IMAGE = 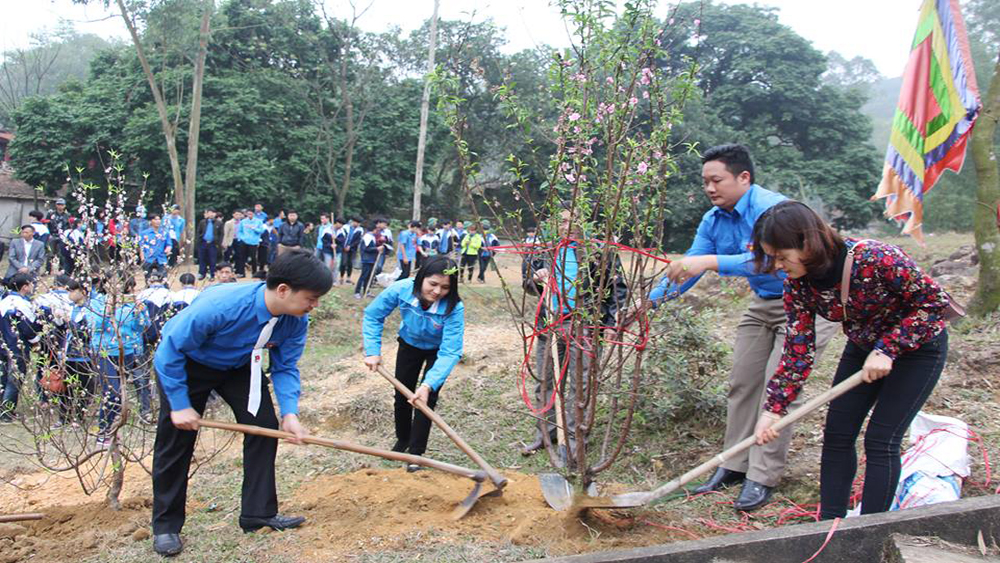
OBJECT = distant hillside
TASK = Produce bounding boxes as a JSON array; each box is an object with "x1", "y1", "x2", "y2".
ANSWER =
[{"x1": 861, "y1": 76, "x2": 902, "y2": 152}]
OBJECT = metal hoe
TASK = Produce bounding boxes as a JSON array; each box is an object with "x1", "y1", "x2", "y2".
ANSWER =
[
  {"x1": 375, "y1": 366, "x2": 508, "y2": 506},
  {"x1": 198, "y1": 419, "x2": 489, "y2": 519},
  {"x1": 547, "y1": 370, "x2": 867, "y2": 511}
]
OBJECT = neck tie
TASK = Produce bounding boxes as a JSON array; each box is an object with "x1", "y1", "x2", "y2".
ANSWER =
[{"x1": 248, "y1": 317, "x2": 279, "y2": 416}]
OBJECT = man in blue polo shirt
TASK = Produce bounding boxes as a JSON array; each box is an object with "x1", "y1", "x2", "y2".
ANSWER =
[
  {"x1": 150, "y1": 249, "x2": 333, "y2": 556},
  {"x1": 648, "y1": 144, "x2": 836, "y2": 511},
  {"x1": 140, "y1": 214, "x2": 173, "y2": 279},
  {"x1": 236, "y1": 210, "x2": 266, "y2": 277}
]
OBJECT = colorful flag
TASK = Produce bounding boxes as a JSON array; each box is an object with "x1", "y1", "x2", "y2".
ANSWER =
[{"x1": 873, "y1": 0, "x2": 981, "y2": 242}]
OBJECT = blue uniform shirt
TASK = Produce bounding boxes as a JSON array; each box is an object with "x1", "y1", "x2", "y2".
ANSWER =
[
  {"x1": 153, "y1": 282, "x2": 310, "y2": 416},
  {"x1": 238, "y1": 217, "x2": 265, "y2": 245},
  {"x1": 650, "y1": 184, "x2": 787, "y2": 305},
  {"x1": 86, "y1": 299, "x2": 150, "y2": 356},
  {"x1": 204, "y1": 221, "x2": 214, "y2": 243},
  {"x1": 166, "y1": 214, "x2": 186, "y2": 240},
  {"x1": 362, "y1": 278, "x2": 465, "y2": 391},
  {"x1": 397, "y1": 230, "x2": 417, "y2": 261},
  {"x1": 140, "y1": 226, "x2": 172, "y2": 265}
]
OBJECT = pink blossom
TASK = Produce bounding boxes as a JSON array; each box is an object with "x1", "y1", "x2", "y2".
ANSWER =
[
  {"x1": 580, "y1": 175, "x2": 587, "y2": 182},
  {"x1": 643, "y1": 90, "x2": 650, "y2": 99},
  {"x1": 573, "y1": 126, "x2": 581, "y2": 134},
  {"x1": 568, "y1": 147, "x2": 576, "y2": 154},
  {"x1": 638, "y1": 162, "x2": 649, "y2": 174},
  {"x1": 655, "y1": 38, "x2": 661, "y2": 46},
  {"x1": 569, "y1": 112, "x2": 581, "y2": 121},
  {"x1": 574, "y1": 73, "x2": 587, "y2": 82},
  {"x1": 694, "y1": 18, "x2": 701, "y2": 26},
  {"x1": 606, "y1": 103, "x2": 616, "y2": 114},
  {"x1": 669, "y1": 18, "x2": 675, "y2": 25},
  {"x1": 565, "y1": 173, "x2": 576, "y2": 183},
  {"x1": 654, "y1": 151, "x2": 663, "y2": 159},
  {"x1": 630, "y1": 97, "x2": 639, "y2": 106},
  {"x1": 606, "y1": 76, "x2": 614, "y2": 84},
  {"x1": 560, "y1": 162, "x2": 571, "y2": 172}
]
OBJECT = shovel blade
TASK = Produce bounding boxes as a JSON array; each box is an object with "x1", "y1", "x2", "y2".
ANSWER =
[
  {"x1": 451, "y1": 481, "x2": 483, "y2": 520},
  {"x1": 540, "y1": 473, "x2": 574, "y2": 511}
]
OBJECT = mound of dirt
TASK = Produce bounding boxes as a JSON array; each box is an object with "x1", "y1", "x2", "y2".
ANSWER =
[
  {"x1": 284, "y1": 467, "x2": 689, "y2": 561},
  {"x1": 0, "y1": 498, "x2": 150, "y2": 563}
]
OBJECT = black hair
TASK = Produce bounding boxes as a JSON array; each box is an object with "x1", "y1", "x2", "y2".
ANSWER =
[
  {"x1": 412, "y1": 254, "x2": 461, "y2": 314},
  {"x1": 367, "y1": 220, "x2": 378, "y2": 231},
  {"x1": 252, "y1": 270, "x2": 267, "y2": 280},
  {"x1": 21, "y1": 224, "x2": 34, "y2": 232},
  {"x1": 179, "y1": 273, "x2": 196, "y2": 285},
  {"x1": 8, "y1": 273, "x2": 33, "y2": 292},
  {"x1": 701, "y1": 143, "x2": 755, "y2": 184},
  {"x1": 217, "y1": 261, "x2": 233, "y2": 271},
  {"x1": 53, "y1": 274, "x2": 73, "y2": 288},
  {"x1": 148, "y1": 213, "x2": 162, "y2": 221},
  {"x1": 375, "y1": 217, "x2": 388, "y2": 225},
  {"x1": 441, "y1": 220, "x2": 452, "y2": 226},
  {"x1": 266, "y1": 248, "x2": 333, "y2": 294},
  {"x1": 409, "y1": 220, "x2": 421, "y2": 228},
  {"x1": 29, "y1": 210, "x2": 43, "y2": 220},
  {"x1": 334, "y1": 217, "x2": 345, "y2": 224},
  {"x1": 65, "y1": 278, "x2": 84, "y2": 292}
]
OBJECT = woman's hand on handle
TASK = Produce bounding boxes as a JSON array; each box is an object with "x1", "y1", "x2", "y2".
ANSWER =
[
  {"x1": 861, "y1": 349, "x2": 893, "y2": 383},
  {"x1": 364, "y1": 355, "x2": 382, "y2": 372}
]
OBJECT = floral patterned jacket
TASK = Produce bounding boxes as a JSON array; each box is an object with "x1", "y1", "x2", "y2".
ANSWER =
[{"x1": 764, "y1": 239, "x2": 949, "y2": 415}]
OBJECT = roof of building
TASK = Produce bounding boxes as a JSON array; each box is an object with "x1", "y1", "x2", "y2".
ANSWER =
[{"x1": 0, "y1": 169, "x2": 51, "y2": 200}]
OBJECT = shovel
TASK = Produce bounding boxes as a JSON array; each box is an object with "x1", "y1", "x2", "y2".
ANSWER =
[
  {"x1": 547, "y1": 370, "x2": 867, "y2": 511},
  {"x1": 198, "y1": 419, "x2": 489, "y2": 519},
  {"x1": 375, "y1": 366, "x2": 508, "y2": 498}
]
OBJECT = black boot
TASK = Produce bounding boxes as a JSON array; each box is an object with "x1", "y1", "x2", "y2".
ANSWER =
[{"x1": 693, "y1": 468, "x2": 746, "y2": 494}]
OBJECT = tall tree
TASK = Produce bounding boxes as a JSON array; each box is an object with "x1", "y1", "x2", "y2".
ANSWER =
[{"x1": 411, "y1": 0, "x2": 439, "y2": 221}]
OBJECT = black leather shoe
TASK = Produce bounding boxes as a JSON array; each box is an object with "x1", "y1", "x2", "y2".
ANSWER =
[
  {"x1": 239, "y1": 514, "x2": 306, "y2": 533},
  {"x1": 733, "y1": 479, "x2": 774, "y2": 511},
  {"x1": 391, "y1": 439, "x2": 407, "y2": 453},
  {"x1": 693, "y1": 468, "x2": 745, "y2": 494},
  {"x1": 152, "y1": 533, "x2": 183, "y2": 556}
]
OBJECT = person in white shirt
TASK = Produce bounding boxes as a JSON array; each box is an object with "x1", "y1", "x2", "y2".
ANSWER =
[{"x1": 170, "y1": 273, "x2": 201, "y2": 310}]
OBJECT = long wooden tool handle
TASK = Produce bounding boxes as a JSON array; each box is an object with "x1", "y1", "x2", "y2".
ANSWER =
[
  {"x1": 643, "y1": 371, "x2": 866, "y2": 503},
  {"x1": 375, "y1": 366, "x2": 508, "y2": 489},
  {"x1": 198, "y1": 419, "x2": 485, "y2": 482},
  {"x1": 0, "y1": 513, "x2": 44, "y2": 523},
  {"x1": 547, "y1": 316, "x2": 568, "y2": 452}
]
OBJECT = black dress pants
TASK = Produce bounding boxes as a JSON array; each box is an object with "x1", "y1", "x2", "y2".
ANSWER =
[
  {"x1": 152, "y1": 360, "x2": 280, "y2": 534},
  {"x1": 394, "y1": 338, "x2": 441, "y2": 456}
]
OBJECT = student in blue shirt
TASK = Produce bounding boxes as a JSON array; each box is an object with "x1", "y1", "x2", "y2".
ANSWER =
[
  {"x1": 645, "y1": 144, "x2": 837, "y2": 511},
  {"x1": 58, "y1": 278, "x2": 94, "y2": 426},
  {"x1": 479, "y1": 223, "x2": 500, "y2": 283},
  {"x1": 165, "y1": 205, "x2": 186, "y2": 267},
  {"x1": 139, "y1": 214, "x2": 173, "y2": 280},
  {"x1": 396, "y1": 220, "x2": 420, "y2": 280},
  {"x1": 354, "y1": 221, "x2": 380, "y2": 299},
  {"x1": 150, "y1": 249, "x2": 332, "y2": 557},
  {"x1": 0, "y1": 273, "x2": 41, "y2": 422},
  {"x1": 322, "y1": 217, "x2": 344, "y2": 284},
  {"x1": 236, "y1": 211, "x2": 266, "y2": 278},
  {"x1": 362, "y1": 255, "x2": 465, "y2": 471},
  {"x1": 373, "y1": 218, "x2": 394, "y2": 277},
  {"x1": 340, "y1": 217, "x2": 362, "y2": 283},
  {"x1": 87, "y1": 274, "x2": 152, "y2": 440}
]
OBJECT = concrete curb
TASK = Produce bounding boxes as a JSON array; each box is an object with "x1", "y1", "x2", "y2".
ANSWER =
[{"x1": 528, "y1": 495, "x2": 1000, "y2": 563}]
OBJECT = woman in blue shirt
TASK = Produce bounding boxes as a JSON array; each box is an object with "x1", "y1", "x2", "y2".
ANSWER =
[
  {"x1": 87, "y1": 275, "x2": 152, "y2": 443},
  {"x1": 362, "y1": 255, "x2": 465, "y2": 470}
]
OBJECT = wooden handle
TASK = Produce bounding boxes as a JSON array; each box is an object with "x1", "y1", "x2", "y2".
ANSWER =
[
  {"x1": 375, "y1": 367, "x2": 508, "y2": 489},
  {"x1": 0, "y1": 513, "x2": 44, "y2": 523},
  {"x1": 198, "y1": 419, "x2": 485, "y2": 482},
  {"x1": 642, "y1": 371, "x2": 866, "y2": 503},
  {"x1": 547, "y1": 324, "x2": 568, "y2": 451}
]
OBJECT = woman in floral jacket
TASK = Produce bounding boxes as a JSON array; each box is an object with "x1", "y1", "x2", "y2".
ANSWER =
[{"x1": 751, "y1": 201, "x2": 950, "y2": 519}]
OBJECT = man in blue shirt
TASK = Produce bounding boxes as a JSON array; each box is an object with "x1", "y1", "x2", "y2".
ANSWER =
[
  {"x1": 197, "y1": 208, "x2": 222, "y2": 281},
  {"x1": 140, "y1": 214, "x2": 173, "y2": 280},
  {"x1": 648, "y1": 144, "x2": 836, "y2": 511},
  {"x1": 236, "y1": 211, "x2": 266, "y2": 278},
  {"x1": 396, "y1": 220, "x2": 420, "y2": 279},
  {"x1": 165, "y1": 205, "x2": 186, "y2": 267},
  {"x1": 150, "y1": 249, "x2": 333, "y2": 557}
]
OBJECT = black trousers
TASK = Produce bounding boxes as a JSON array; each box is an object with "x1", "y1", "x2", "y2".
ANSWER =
[
  {"x1": 152, "y1": 360, "x2": 280, "y2": 534},
  {"x1": 198, "y1": 241, "x2": 218, "y2": 278},
  {"x1": 257, "y1": 243, "x2": 270, "y2": 270},
  {"x1": 341, "y1": 249, "x2": 356, "y2": 279},
  {"x1": 355, "y1": 262, "x2": 375, "y2": 295},
  {"x1": 819, "y1": 330, "x2": 948, "y2": 519},
  {"x1": 460, "y1": 254, "x2": 477, "y2": 281},
  {"x1": 235, "y1": 243, "x2": 258, "y2": 276},
  {"x1": 398, "y1": 259, "x2": 411, "y2": 280},
  {"x1": 394, "y1": 338, "x2": 441, "y2": 456},
  {"x1": 477, "y1": 255, "x2": 491, "y2": 281}
]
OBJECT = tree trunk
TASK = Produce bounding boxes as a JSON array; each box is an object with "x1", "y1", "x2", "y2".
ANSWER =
[
  {"x1": 105, "y1": 441, "x2": 124, "y2": 510},
  {"x1": 336, "y1": 43, "x2": 355, "y2": 219},
  {"x1": 411, "y1": 0, "x2": 440, "y2": 221},
  {"x1": 116, "y1": 0, "x2": 185, "y2": 209},
  {"x1": 970, "y1": 53, "x2": 1000, "y2": 316},
  {"x1": 181, "y1": 1, "x2": 212, "y2": 264}
]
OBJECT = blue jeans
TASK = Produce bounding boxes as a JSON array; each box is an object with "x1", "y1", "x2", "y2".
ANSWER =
[{"x1": 97, "y1": 354, "x2": 151, "y2": 434}]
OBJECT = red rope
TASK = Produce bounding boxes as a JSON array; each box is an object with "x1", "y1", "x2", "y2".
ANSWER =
[{"x1": 800, "y1": 518, "x2": 840, "y2": 563}]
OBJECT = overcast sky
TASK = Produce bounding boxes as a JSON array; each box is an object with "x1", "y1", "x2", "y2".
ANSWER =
[{"x1": 1, "y1": 0, "x2": 924, "y2": 77}]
